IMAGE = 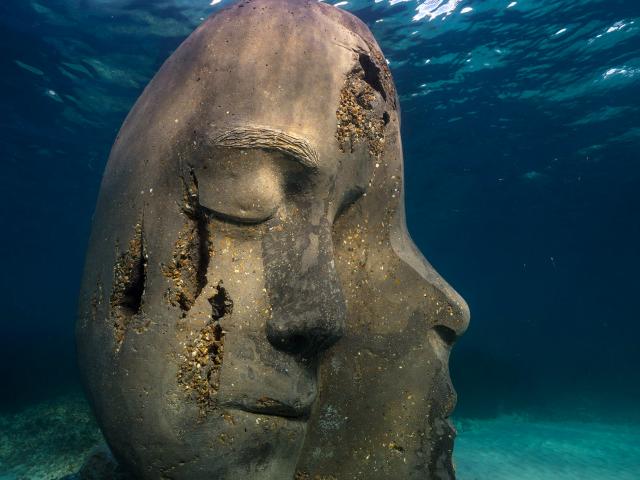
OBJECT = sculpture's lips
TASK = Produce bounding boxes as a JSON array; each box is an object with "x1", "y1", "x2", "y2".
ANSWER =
[
  {"x1": 445, "y1": 393, "x2": 457, "y2": 418},
  {"x1": 222, "y1": 396, "x2": 312, "y2": 419}
]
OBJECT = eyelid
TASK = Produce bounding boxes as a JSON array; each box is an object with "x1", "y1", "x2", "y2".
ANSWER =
[
  {"x1": 201, "y1": 204, "x2": 277, "y2": 226},
  {"x1": 194, "y1": 157, "x2": 284, "y2": 225}
]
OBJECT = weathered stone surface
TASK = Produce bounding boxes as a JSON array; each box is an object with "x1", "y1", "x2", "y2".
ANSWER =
[
  {"x1": 60, "y1": 444, "x2": 131, "y2": 480},
  {"x1": 76, "y1": 1, "x2": 469, "y2": 478}
]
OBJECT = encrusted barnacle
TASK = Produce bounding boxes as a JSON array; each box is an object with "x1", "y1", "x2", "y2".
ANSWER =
[
  {"x1": 294, "y1": 472, "x2": 338, "y2": 480},
  {"x1": 177, "y1": 281, "x2": 232, "y2": 416},
  {"x1": 335, "y1": 52, "x2": 391, "y2": 159},
  {"x1": 82, "y1": 279, "x2": 104, "y2": 330},
  {"x1": 110, "y1": 221, "x2": 147, "y2": 349},
  {"x1": 162, "y1": 221, "x2": 203, "y2": 311},
  {"x1": 366, "y1": 47, "x2": 397, "y2": 109},
  {"x1": 163, "y1": 170, "x2": 211, "y2": 312}
]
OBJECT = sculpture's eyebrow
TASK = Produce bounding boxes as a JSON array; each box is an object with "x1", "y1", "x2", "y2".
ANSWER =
[{"x1": 212, "y1": 126, "x2": 319, "y2": 171}]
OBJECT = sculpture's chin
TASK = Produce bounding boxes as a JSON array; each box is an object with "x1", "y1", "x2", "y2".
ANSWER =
[{"x1": 99, "y1": 405, "x2": 307, "y2": 480}]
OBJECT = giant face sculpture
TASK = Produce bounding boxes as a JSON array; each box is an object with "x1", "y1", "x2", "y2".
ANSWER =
[{"x1": 77, "y1": 1, "x2": 469, "y2": 479}]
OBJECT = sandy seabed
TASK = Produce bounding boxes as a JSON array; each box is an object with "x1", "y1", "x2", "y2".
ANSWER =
[
  {"x1": 1, "y1": 394, "x2": 639, "y2": 479},
  {"x1": 0, "y1": 394, "x2": 101, "y2": 480},
  {"x1": 455, "y1": 415, "x2": 640, "y2": 480}
]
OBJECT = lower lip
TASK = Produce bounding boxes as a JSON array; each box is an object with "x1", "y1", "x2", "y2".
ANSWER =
[{"x1": 446, "y1": 417, "x2": 457, "y2": 437}]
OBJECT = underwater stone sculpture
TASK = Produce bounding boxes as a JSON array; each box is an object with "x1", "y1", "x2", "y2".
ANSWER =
[{"x1": 76, "y1": 0, "x2": 469, "y2": 479}]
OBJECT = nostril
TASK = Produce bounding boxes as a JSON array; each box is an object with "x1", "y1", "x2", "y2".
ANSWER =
[
  {"x1": 266, "y1": 296, "x2": 346, "y2": 356},
  {"x1": 434, "y1": 325, "x2": 458, "y2": 347},
  {"x1": 287, "y1": 334, "x2": 310, "y2": 354},
  {"x1": 267, "y1": 325, "x2": 309, "y2": 354}
]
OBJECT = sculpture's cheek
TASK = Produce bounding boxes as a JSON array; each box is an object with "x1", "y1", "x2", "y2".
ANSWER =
[{"x1": 94, "y1": 223, "x2": 312, "y2": 479}]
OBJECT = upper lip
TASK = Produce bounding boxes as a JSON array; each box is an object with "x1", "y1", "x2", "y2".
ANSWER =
[{"x1": 221, "y1": 396, "x2": 312, "y2": 419}]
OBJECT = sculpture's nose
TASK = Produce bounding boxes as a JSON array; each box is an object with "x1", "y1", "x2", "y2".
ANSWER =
[
  {"x1": 266, "y1": 305, "x2": 345, "y2": 356},
  {"x1": 433, "y1": 290, "x2": 470, "y2": 345},
  {"x1": 262, "y1": 218, "x2": 346, "y2": 357},
  {"x1": 392, "y1": 231, "x2": 470, "y2": 343}
]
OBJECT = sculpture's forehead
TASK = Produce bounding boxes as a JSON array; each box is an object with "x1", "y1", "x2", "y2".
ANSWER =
[{"x1": 122, "y1": 0, "x2": 374, "y2": 173}]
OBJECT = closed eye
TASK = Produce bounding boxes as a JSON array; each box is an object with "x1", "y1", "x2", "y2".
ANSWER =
[{"x1": 201, "y1": 204, "x2": 276, "y2": 225}]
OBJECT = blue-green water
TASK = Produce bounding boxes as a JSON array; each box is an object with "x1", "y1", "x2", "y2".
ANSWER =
[{"x1": 1, "y1": 0, "x2": 639, "y2": 478}]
